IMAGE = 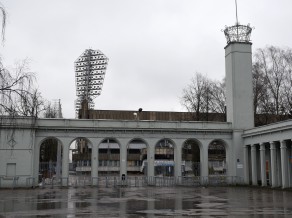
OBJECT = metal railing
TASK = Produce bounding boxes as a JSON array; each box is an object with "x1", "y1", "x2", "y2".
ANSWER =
[
  {"x1": 26, "y1": 177, "x2": 35, "y2": 188},
  {"x1": 0, "y1": 175, "x2": 244, "y2": 189},
  {"x1": 89, "y1": 176, "x2": 244, "y2": 188},
  {"x1": 0, "y1": 176, "x2": 19, "y2": 189}
]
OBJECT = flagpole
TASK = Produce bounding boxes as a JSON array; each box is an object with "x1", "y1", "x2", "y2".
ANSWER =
[
  {"x1": 235, "y1": 0, "x2": 239, "y2": 24},
  {"x1": 235, "y1": 0, "x2": 239, "y2": 41}
]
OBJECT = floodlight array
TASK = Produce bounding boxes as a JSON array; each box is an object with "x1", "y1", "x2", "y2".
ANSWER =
[{"x1": 75, "y1": 49, "x2": 108, "y2": 116}]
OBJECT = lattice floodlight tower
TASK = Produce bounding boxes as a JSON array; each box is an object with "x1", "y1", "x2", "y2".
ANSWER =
[{"x1": 75, "y1": 49, "x2": 108, "y2": 117}]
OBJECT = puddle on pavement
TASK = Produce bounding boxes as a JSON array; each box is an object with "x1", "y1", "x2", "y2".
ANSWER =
[{"x1": 0, "y1": 187, "x2": 292, "y2": 217}]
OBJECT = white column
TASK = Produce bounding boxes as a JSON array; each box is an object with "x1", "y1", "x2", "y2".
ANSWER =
[
  {"x1": 91, "y1": 144, "x2": 98, "y2": 185},
  {"x1": 56, "y1": 141, "x2": 62, "y2": 180},
  {"x1": 61, "y1": 141, "x2": 70, "y2": 186},
  {"x1": 200, "y1": 141, "x2": 209, "y2": 185},
  {"x1": 289, "y1": 141, "x2": 292, "y2": 188},
  {"x1": 33, "y1": 138, "x2": 41, "y2": 184},
  {"x1": 119, "y1": 140, "x2": 127, "y2": 178},
  {"x1": 276, "y1": 146, "x2": 282, "y2": 186},
  {"x1": 260, "y1": 143, "x2": 267, "y2": 186},
  {"x1": 251, "y1": 144, "x2": 258, "y2": 186},
  {"x1": 147, "y1": 144, "x2": 155, "y2": 177},
  {"x1": 243, "y1": 145, "x2": 250, "y2": 184},
  {"x1": 280, "y1": 140, "x2": 288, "y2": 189},
  {"x1": 270, "y1": 141, "x2": 277, "y2": 188},
  {"x1": 174, "y1": 141, "x2": 182, "y2": 178}
]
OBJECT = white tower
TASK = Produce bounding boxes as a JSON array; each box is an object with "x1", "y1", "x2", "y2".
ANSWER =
[
  {"x1": 223, "y1": 1, "x2": 254, "y2": 179},
  {"x1": 224, "y1": 22, "x2": 254, "y2": 130}
]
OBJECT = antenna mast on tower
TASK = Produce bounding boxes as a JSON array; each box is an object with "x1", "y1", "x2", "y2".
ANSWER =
[
  {"x1": 235, "y1": 0, "x2": 239, "y2": 25},
  {"x1": 223, "y1": 0, "x2": 252, "y2": 45}
]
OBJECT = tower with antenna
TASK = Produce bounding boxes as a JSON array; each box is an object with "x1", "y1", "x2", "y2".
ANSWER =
[
  {"x1": 74, "y1": 49, "x2": 109, "y2": 117},
  {"x1": 223, "y1": 0, "x2": 254, "y2": 180},
  {"x1": 223, "y1": 0, "x2": 254, "y2": 130}
]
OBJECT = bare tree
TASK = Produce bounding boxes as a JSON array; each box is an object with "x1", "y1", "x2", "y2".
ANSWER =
[
  {"x1": 181, "y1": 72, "x2": 226, "y2": 120},
  {"x1": 0, "y1": 60, "x2": 44, "y2": 117},
  {"x1": 252, "y1": 62, "x2": 267, "y2": 115},
  {"x1": 181, "y1": 73, "x2": 208, "y2": 120},
  {"x1": 0, "y1": 4, "x2": 45, "y2": 117},
  {"x1": 181, "y1": 46, "x2": 292, "y2": 125},
  {"x1": 282, "y1": 48, "x2": 292, "y2": 115},
  {"x1": 0, "y1": 3, "x2": 6, "y2": 42},
  {"x1": 43, "y1": 102, "x2": 58, "y2": 118},
  {"x1": 253, "y1": 46, "x2": 292, "y2": 116},
  {"x1": 255, "y1": 47, "x2": 287, "y2": 115},
  {"x1": 17, "y1": 89, "x2": 44, "y2": 116},
  {"x1": 209, "y1": 80, "x2": 226, "y2": 114}
]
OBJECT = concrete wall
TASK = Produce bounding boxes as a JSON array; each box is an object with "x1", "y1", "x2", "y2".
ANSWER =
[
  {"x1": 1, "y1": 117, "x2": 234, "y2": 188},
  {"x1": 0, "y1": 117, "x2": 36, "y2": 187}
]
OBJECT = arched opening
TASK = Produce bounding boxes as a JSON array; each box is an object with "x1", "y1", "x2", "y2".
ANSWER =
[
  {"x1": 127, "y1": 139, "x2": 147, "y2": 176},
  {"x1": 155, "y1": 139, "x2": 174, "y2": 177},
  {"x1": 208, "y1": 140, "x2": 227, "y2": 175},
  {"x1": 182, "y1": 139, "x2": 200, "y2": 177},
  {"x1": 39, "y1": 137, "x2": 62, "y2": 184},
  {"x1": 69, "y1": 138, "x2": 92, "y2": 185},
  {"x1": 98, "y1": 138, "x2": 120, "y2": 176}
]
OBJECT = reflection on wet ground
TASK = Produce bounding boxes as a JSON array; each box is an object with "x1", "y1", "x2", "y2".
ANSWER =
[{"x1": 0, "y1": 186, "x2": 292, "y2": 217}]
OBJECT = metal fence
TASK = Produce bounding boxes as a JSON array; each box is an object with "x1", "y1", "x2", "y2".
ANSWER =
[
  {"x1": 74, "y1": 176, "x2": 244, "y2": 188},
  {"x1": 0, "y1": 175, "x2": 244, "y2": 189},
  {"x1": 0, "y1": 176, "x2": 19, "y2": 189}
]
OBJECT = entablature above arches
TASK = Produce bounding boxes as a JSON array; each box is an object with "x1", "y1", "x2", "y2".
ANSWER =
[{"x1": 243, "y1": 130, "x2": 292, "y2": 146}]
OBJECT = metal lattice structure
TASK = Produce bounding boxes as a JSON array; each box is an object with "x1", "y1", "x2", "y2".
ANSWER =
[
  {"x1": 223, "y1": 1, "x2": 253, "y2": 45},
  {"x1": 223, "y1": 23, "x2": 252, "y2": 44},
  {"x1": 75, "y1": 49, "x2": 108, "y2": 116}
]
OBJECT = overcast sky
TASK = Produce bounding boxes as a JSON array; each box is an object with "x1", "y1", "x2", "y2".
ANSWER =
[{"x1": 1, "y1": 0, "x2": 292, "y2": 118}]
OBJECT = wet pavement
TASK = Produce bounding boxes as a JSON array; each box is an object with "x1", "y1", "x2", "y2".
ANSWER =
[{"x1": 0, "y1": 186, "x2": 292, "y2": 217}]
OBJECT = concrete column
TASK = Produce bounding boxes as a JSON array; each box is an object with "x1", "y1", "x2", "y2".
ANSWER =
[
  {"x1": 61, "y1": 141, "x2": 70, "y2": 186},
  {"x1": 56, "y1": 141, "x2": 62, "y2": 180},
  {"x1": 251, "y1": 144, "x2": 258, "y2": 186},
  {"x1": 276, "y1": 145, "x2": 282, "y2": 186},
  {"x1": 280, "y1": 140, "x2": 288, "y2": 189},
  {"x1": 91, "y1": 144, "x2": 98, "y2": 185},
  {"x1": 174, "y1": 141, "x2": 182, "y2": 178},
  {"x1": 119, "y1": 140, "x2": 127, "y2": 178},
  {"x1": 33, "y1": 138, "x2": 41, "y2": 184},
  {"x1": 201, "y1": 141, "x2": 209, "y2": 184},
  {"x1": 147, "y1": 144, "x2": 155, "y2": 177},
  {"x1": 288, "y1": 142, "x2": 292, "y2": 188},
  {"x1": 260, "y1": 143, "x2": 267, "y2": 186},
  {"x1": 270, "y1": 141, "x2": 277, "y2": 188},
  {"x1": 243, "y1": 145, "x2": 250, "y2": 184}
]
